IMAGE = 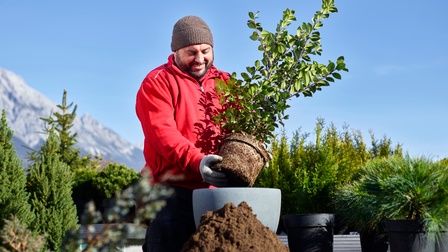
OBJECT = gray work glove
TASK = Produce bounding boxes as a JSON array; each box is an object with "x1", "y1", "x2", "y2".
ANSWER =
[{"x1": 199, "y1": 154, "x2": 227, "y2": 187}]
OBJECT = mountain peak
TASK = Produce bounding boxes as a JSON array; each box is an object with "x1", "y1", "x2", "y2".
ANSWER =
[{"x1": 0, "y1": 67, "x2": 144, "y2": 171}]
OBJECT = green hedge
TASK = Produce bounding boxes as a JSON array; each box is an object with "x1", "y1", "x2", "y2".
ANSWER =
[{"x1": 254, "y1": 118, "x2": 403, "y2": 215}]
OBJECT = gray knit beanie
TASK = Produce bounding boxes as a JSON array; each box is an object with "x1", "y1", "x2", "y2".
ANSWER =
[{"x1": 171, "y1": 16, "x2": 214, "y2": 52}]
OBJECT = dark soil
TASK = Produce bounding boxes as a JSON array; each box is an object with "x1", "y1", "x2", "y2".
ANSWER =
[
  {"x1": 213, "y1": 133, "x2": 270, "y2": 187},
  {"x1": 181, "y1": 201, "x2": 288, "y2": 252}
]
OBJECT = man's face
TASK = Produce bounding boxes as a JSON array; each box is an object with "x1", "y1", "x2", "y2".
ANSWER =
[{"x1": 174, "y1": 44, "x2": 214, "y2": 80}]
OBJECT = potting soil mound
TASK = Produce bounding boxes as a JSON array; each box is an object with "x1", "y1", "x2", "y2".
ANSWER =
[{"x1": 181, "y1": 201, "x2": 288, "y2": 252}]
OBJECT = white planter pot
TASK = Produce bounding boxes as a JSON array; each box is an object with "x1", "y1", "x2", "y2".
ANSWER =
[{"x1": 192, "y1": 187, "x2": 281, "y2": 232}]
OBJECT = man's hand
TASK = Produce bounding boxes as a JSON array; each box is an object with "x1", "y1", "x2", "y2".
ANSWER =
[{"x1": 199, "y1": 154, "x2": 227, "y2": 187}]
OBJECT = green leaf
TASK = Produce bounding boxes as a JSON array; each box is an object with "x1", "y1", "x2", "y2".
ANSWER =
[
  {"x1": 260, "y1": 30, "x2": 270, "y2": 39},
  {"x1": 327, "y1": 61, "x2": 335, "y2": 72},
  {"x1": 303, "y1": 90, "x2": 313, "y2": 97},
  {"x1": 247, "y1": 20, "x2": 256, "y2": 29},
  {"x1": 249, "y1": 12, "x2": 255, "y2": 19},
  {"x1": 250, "y1": 31, "x2": 258, "y2": 41},
  {"x1": 277, "y1": 43, "x2": 287, "y2": 54},
  {"x1": 337, "y1": 56, "x2": 345, "y2": 62},
  {"x1": 332, "y1": 72, "x2": 342, "y2": 80},
  {"x1": 318, "y1": 80, "x2": 330, "y2": 86},
  {"x1": 255, "y1": 60, "x2": 261, "y2": 69},
  {"x1": 304, "y1": 72, "x2": 311, "y2": 86},
  {"x1": 336, "y1": 62, "x2": 346, "y2": 71},
  {"x1": 241, "y1": 72, "x2": 250, "y2": 81}
]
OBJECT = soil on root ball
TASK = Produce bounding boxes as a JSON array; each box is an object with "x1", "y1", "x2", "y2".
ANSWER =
[
  {"x1": 213, "y1": 133, "x2": 270, "y2": 187},
  {"x1": 181, "y1": 201, "x2": 288, "y2": 252}
]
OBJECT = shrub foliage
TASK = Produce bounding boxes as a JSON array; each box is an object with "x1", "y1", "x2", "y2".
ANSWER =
[
  {"x1": 27, "y1": 128, "x2": 78, "y2": 251},
  {"x1": 254, "y1": 118, "x2": 403, "y2": 215},
  {"x1": 0, "y1": 110, "x2": 34, "y2": 242}
]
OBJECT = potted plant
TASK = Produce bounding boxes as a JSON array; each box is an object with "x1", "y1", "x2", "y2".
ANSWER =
[
  {"x1": 333, "y1": 169, "x2": 389, "y2": 252},
  {"x1": 334, "y1": 155, "x2": 448, "y2": 252},
  {"x1": 72, "y1": 163, "x2": 141, "y2": 224},
  {"x1": 192, "y1": 1, "x2": 347, "y2": 242},
  {"x1": 436, "y1": 158, "x2": 448, "y2": 252},
  {"x1": 278, "y1": 122, "x2": 365, "y2": 252},
  {"x1": 91, "y1": 163, "x2": 140, "y2": 222},
  {"x1": 212, "y1": 0, "x2": 348, "y2": 187}
]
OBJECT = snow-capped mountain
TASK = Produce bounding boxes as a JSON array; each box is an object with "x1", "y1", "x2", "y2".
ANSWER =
[{"x1": 0, "y1": 67, "x2": 144, "y2": 171}]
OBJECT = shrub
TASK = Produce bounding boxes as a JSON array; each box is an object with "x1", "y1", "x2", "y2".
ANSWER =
[
  {"x1": 334, "y1": 155, "x2": 448, "y2": 236},
  {"x1": 214, "y1": 1, "x2": 347, "y2": 144},
  {"x1": 27, "y1": 128, "x2": 78, "y2": 251},
  {"x1": 0, "y1": 110, "x2": 34, "y2": 233},
  {"x1": 255, "y1": 118, "x2": 403, "y2": 216},
  {"x1": 92, "y1": 163, "x2": 140, "y2": 199}
]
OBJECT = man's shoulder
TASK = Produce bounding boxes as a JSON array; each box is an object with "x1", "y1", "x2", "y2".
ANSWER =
[
  {"x1": 207, "y1": 66, "x2": 230, "y2": 80},
  {"x1": 146, "y1": 63, "x2": 172, "y2": 79},
  {"x1": 144, "y1": 54, "x2": 177, "y2": 79}
]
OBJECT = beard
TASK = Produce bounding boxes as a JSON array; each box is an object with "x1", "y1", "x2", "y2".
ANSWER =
[{"x1": 175, "y1": 52, "x2": 214, "y2": 80}]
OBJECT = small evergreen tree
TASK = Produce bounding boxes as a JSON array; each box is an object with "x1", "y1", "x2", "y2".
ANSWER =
[
  {"x1": 0, "y1": 110, "x2": 34, "y2": 232},
  {"x1": 27, "y1": 128, "x2": 78, "y2": 251},
  {"x1": 33, "y1": 89, "x2": 90, "y2": 171}
]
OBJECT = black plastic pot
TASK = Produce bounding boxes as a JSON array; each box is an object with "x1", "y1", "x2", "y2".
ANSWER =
[
  {"x1": 435, "y1": 231, "x2": 448, "y2": 252},
  {"x1": 283, "y1": 213, "x2": 334, "y2": 252},
  {"x1": 385, "y1": 220, "x2": 434, "y2": 252},
  {"x1": 359, "y1": 230, "x2": 389, "y2": 252}
]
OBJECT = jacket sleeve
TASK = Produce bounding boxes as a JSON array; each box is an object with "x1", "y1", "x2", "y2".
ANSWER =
[{"x1": 136, "y1": 75, "x2": 204, "y2": 173}]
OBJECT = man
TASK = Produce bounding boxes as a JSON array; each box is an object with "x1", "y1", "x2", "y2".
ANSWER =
[{"x1": 136, "y1": 15, "x2": 229, "y2": 252}]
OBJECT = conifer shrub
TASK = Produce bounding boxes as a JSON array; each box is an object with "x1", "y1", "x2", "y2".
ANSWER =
[
  {"x1": 1, "y1": 93, "x2": 164, "y2": 249},
  {"x1": 92, "y1": 163, "x2": 140, "y2": 199},
  {"x1": 334, "y1": 155, "x2": 448, "y2": 236},
  {"x1": 0, "y1": 110, "x2": 34, "y2": 234},
  {"x1": 30, "y1": 91, "x2": 140, "y2": 224},
  {"x1": 38, "y1": 89, "x2": 91, "y2": 171},
  {"x1": 90, "y1": 163, "x2": 141, "y2": 222},
  {"x1": 27, "y1": 128, "x2": 78, "y2": 251},
  {"x1": 254, "y1": 118, "x2": 403, "y2": 217},
  {"x1": 71, "y1": 163, "x2": 141, "y2": 223}
]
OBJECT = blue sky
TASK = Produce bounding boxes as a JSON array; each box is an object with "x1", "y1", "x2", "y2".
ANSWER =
[{"x1": 1, "y1": 0, "x2": 447, "y2": 159}]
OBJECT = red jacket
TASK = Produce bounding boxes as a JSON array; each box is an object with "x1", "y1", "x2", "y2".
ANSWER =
[{"x1": 136, "y1": 55, "x2": 229, "y2": 189}]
